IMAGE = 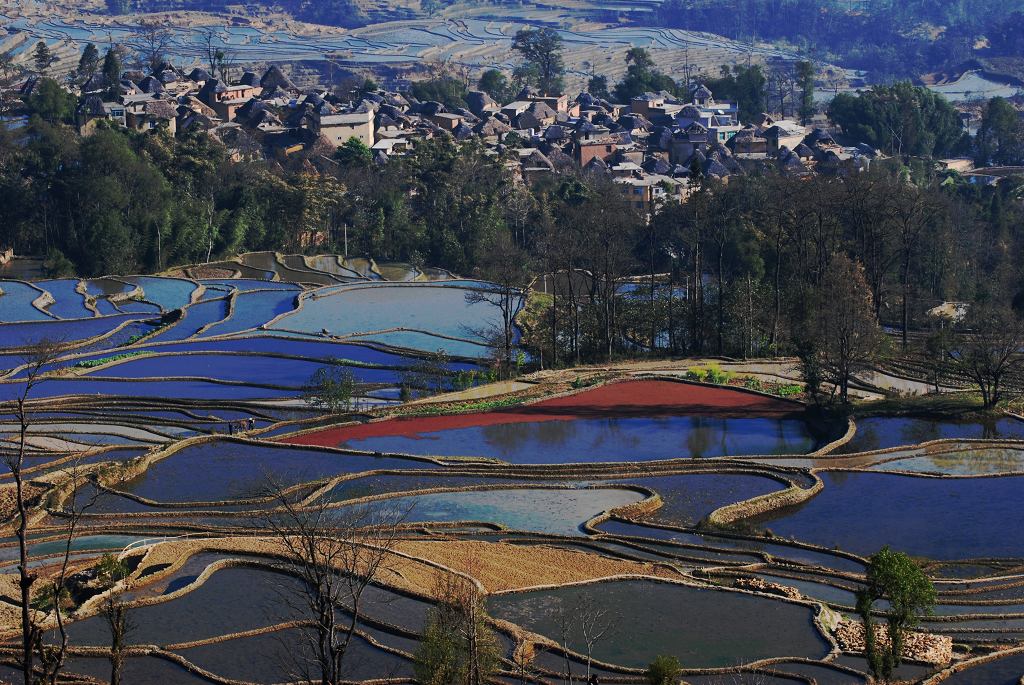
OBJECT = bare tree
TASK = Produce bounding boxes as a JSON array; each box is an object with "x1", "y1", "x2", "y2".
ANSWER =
[
  {"x1": 575, "y1": 593, "x2": 613, "y2": 681},
  {"x1": 262, "y1": 482, "x2": 407, "y2": 685},
  {"x1": 129, "y1": 20, "x2": 173, "y2": 74},
  {"x1": 95, "y1": 554, "x2": 133, "y2": 685},
  {"x1": 4, "y1": 341, "x2": 61, "y2": 685},
  {"x1": 198, "y1": 27, "x2": 237, "y2": 83},
  {"x1": 465, "y1": 231, "x2": 531, "y2": 376},
  {"x1": 105, "y1": 600, "x2": 131, "y2": 685},
  {"x1": 33, "y1": 460, "x2": 102, "y2": 685},
  {"x1": 943, "y1": 304, "x2": 1024, "y2": 408},
  {"x1": 198, "y1": 26, "x2": 221, "y2": 76},
  {"x1": 798, "y1": 254, "x2": 887, "y2": 403},
  {"x1": 555, "y1": 592, "x2": 615, "y2": 684}
]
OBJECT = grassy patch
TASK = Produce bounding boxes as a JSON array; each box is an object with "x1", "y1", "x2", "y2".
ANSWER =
[{"x1": 75, "y1": 352, "x2": 149, "y2": 369}]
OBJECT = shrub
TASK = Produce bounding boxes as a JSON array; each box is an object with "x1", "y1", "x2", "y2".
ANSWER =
[
  {"x1": 75, "y1": 352, "x2": 147, "y2": 369},
  {"x1": 742, "y1": 376, "x2": 764, "y2": 391},
  {"x1": 646, "y1": 655, "x2": 682, "y2": 685},
  {"x1": 704, "y1": 362, "x2": 731, "y2": 384},
  {"x1": 686, "y1": 363, "x2": 732, "y2": 385}
]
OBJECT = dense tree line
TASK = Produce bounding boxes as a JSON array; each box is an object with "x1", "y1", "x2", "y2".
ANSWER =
[
  {"x1": 3, "y1": 107, "x2": 1023, "y2": 388},
  {"x1": 828, "y1": 82, "x2": 967, "y2": 157},
  {"x1": 525, "y1": 167, "x2": 1023, "y2": 367}
]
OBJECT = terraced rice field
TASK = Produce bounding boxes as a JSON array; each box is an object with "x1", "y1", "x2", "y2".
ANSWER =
[
  {"x1": 0, "y1": 8, "x2": 842, "y2": 91},
  {"x1": 1, "y1": 252, "x2": 1023, "y2": 683}
]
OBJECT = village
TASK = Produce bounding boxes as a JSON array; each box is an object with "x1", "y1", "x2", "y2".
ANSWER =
[{"x1": 21, "y1": 56, "x2": 891, "y2": 213}]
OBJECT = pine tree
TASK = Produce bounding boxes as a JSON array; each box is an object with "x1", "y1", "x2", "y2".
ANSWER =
[
  {"x1": 76, "y1": 43, "x2": 100, "y2": 84},
  {"x1": 32, "y1": 41, "x2": 54, "y2": 73},
  {"x1": 102, "y1": 48, "x2": 122, "y2": 89}
]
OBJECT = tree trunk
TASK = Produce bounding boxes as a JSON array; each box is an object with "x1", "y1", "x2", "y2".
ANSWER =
[
  {"x1": 716, "y1": 244, "x2": 725, "y2": 355},
  {"x1": 16, "y1": 403, "x2": 33, "y2": 685},
  {"x1": 770, "y1": 228, "x2": 783, "y2": 353}
]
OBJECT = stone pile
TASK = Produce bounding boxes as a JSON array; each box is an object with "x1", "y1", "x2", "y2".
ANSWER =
[
  {"x1": 734, "y1": 576, "x2": 803, "y2": 600},
  {"x1": 834, "y1": 618, "x2": 953, "y2": 665}
]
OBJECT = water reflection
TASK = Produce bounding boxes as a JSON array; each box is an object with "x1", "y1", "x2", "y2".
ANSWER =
[
  {"x1": 343, "y1": 415, "x2": 821, "y2": 463},
  {"x1": 840, "y1": 416, "x2": 1024, "y2": 453}
]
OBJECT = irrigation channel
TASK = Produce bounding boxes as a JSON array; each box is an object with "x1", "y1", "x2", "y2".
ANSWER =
[{"x1": 1, "y1": 252, "x2": 1024, "y2": 683}]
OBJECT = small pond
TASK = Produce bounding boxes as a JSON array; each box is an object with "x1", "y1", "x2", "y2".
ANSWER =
[
  {"x1": 344, "y1": 486, "x2": 646, "y2": 535},
  {"x1": 872, "y1": 447, "x2": 1024, "y2": 475},
  {"x1": 489, "y1": 579, "x2": 829, "y2": 668},
  {"x1": 756, "y1": 472, "x2": 1024, "y2": 559}
]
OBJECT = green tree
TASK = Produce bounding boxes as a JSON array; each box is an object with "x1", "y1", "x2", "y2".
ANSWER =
[
  {"x1": 24, "y1": 78, "x2": 77, "y2": 124},
  {"x1": 828, "y1": 82, "x2": 962, "y2": 157},
  {"x1": 43, "y1": 249, "x2": 75, "y2": 277},
  {"x1": 31, "y1": 41, "x2": 54, "y2": 73},
  {"x1": 587, "y1": 73, "x2": 610, "y2": 100},
  {"x1": 511, "y1": 27, "x2": 564, "y2": 95},
  {"x1": 856, "y1": 547, "x2": 936, "y2": 681},
  {"x1": 703, "y1": 64, "x2": 766, "y2": 123},
  {"x1": 304, "y1": 365, "x2": 357, "y2": 413},
  {"x1": 613, "y1": 48, "x2": 678, "y2": 103},
  {"x1": 76, "y1": 43, "x2": 101, "y2": 84},
  {"x1": 102, "y1": 47, "x2": 122, "y2": 89},
  {"x1": 360, "y1": 76, "x2": 378, "y2": 94},
  {"x1": 646, "y1": 655, "x2": 682, "y2": 685},
  {"x1": 295, "y1": 172, "x2": 345, "y2": 249},
  {"x1": 410, "y1": 76, "x2": 468, "y2": 109},
  {"x1": 795, "y1": 60, "x2": 815, "y2": 123},
  {"x1": 414, "y1": 575, "x2": 500, "y2": 685},
  {"x1": 33, "y1": 126, "x2": 171, "y2": 275},
  {"x1": 477, "y1": 68, "x2": 513, "y2": 104},
  {"x1": 336, "y1": 136, "x2": 373, "y2": 168},
  {"x1": 976, "y1": 96, "x2": 1023, "y2": 165}
]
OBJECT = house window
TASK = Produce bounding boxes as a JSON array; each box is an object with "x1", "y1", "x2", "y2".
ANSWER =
[
  {"x1": 633, "y1": 187, "x2": 643, "y2": 195},
  {"x1": 605, "y1": 145, "x2": 612, "y2": 152}
]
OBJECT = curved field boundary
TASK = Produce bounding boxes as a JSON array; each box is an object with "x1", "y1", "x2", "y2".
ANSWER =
[
  {"x1": 299, "y1": 254, "x2": 365, "y2": 280},
  {"x1": 810, "y1": 416, "x2": 856, "y2": 456},
  {"x1": 0, "y1": 278, "x2": 58, "y2": 321},
  {"x1": 0, "y1": 314, "x2": 152, "y2": 358},
  {"x1": 788, "y1": 436, "x2": 1024, "y2": 466},
  {"x1": 699, "y1": 472, "x2": 822, "y2": 528},
  {"x1": 71, "y1": 349, "x2": 424, "y2": 378},
  {"x1": 589, "y1": 516, "x2": 868, "y2": 571},
  {"x1": 922, "y1": 645, "x2": 1024, "y2": 683}
]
